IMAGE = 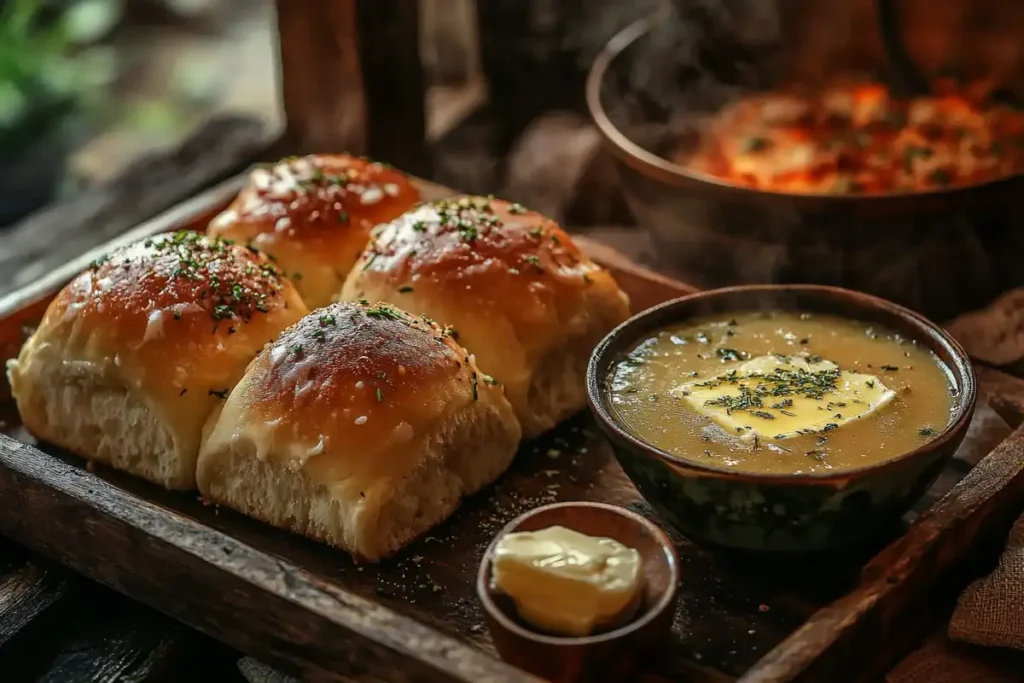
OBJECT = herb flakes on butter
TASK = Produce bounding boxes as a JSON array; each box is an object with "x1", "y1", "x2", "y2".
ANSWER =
[{"x1": 673, "y1": 355, "x2": 895, "y2": 442}]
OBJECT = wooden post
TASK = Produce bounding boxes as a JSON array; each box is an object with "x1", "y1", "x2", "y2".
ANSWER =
[
  {"x1": 355, "y1": 0, "x2": 431, "y2": 177},
  {"x1": 274, "y1": 0, "x2": 430, "y2": 175},
  {"x1": 274, "y1": 0, "x2": 367, "y2": 156}
]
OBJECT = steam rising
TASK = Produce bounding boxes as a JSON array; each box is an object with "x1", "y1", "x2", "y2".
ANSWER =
[{"x1": 576, "y1": 0, "x2": 1010, "y2": 319}]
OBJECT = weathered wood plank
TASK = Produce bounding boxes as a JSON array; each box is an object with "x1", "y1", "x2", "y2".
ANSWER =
[
  {"x1": 0, "y1": 542, "x2": 70, "y2": 649},
  {"x1": 740, "y1": 425, "x2": 1024, "y2": 682},
  {"x1": 2, "y1": 587, "x2": 244, "y2": 683},
  {"x1": 976, "y1": 364, "x2": 1024, "y2": 428}
]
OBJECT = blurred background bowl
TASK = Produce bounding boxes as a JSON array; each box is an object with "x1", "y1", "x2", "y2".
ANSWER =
[{"x1": 586, "y1": 2, "x2": 1024, "y2": 322}]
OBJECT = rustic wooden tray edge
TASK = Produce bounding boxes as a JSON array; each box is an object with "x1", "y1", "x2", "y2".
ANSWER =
[{"x1": 1, "y1": 173, "x2": 1024, "y2": 682}]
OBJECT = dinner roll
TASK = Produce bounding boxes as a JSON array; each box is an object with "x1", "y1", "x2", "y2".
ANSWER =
[
  {"x1": 340, "y1": 196, "x2": 630, "y2": 437},
  {"x1": 6, "y1": 231, "x2": 308, "y2": 489},
  {"x1": 207, "y1": 154, "x2": 421, "y2": 308},
  {"x1": 196, "y1": 301, "x2": 521, "y2": 561}
]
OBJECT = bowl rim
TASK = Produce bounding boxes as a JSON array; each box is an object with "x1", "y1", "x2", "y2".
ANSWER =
[
  {"x1": 475, "y1": 501, "x2": 680, "y2": 647},
  {"x1": 584, "y1": 14, "x2": 1023, "y2": 202},
  {"x1": 585, "y1": 283, "x2": 978, "y2": 484}
]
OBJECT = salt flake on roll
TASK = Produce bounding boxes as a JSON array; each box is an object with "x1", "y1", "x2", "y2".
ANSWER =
[
  {"x1": 196, "y1": 300, "x2": 521, "y2": 561},
  {"x1": 339, "y1": 196, "x2": 631, "y2": 438}
]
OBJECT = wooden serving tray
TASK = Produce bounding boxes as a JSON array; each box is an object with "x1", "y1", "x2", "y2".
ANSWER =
[{"x1": 0, "y1": 176, "x2": 1023, "y2": 683}]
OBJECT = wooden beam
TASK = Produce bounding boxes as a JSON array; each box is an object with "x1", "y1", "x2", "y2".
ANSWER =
[
  {"x1": 355, "y1": 0, "x2": 431, "y2": 176},
  {"x1": 274, "y1": 0, "x2": 367, "y2": 155}
]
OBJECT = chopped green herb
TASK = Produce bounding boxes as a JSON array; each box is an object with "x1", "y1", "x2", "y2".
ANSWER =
[
  {"x1": 376, "y1": 387, "x2": 384, "y2": 402},
  {"x1": 364, "y1": 304, "x2": 405, "y2": 321},
  {"x1": 212, "y1": 305, "x2": 234, "y2": 321},
  {"x1": 715, "y1": 348, "x2": 748, "y2": 362}
]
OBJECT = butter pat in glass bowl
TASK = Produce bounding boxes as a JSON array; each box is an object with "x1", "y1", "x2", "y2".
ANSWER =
[{"x1": 477, "y1": 502, "x2": 680, "y2": 683}]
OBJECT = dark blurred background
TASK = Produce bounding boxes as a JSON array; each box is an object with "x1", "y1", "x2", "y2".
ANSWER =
[{"x1": 0, "y1": 0, "x2": 664, "y2": 229}]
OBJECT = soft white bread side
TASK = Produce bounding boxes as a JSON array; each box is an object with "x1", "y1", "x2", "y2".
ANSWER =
[
  {"x1": 196, "y1": 301, "x2": 522, "y2": 561},
  {"x1": 6, "y1": 231, "x2": 308, "y2": 489},
  {"x1": 207, "y1": 154, "x2": 421, "y2": 308},
  {"x1": 339, "y1": 196, "x2": 631, "y2": 438}
]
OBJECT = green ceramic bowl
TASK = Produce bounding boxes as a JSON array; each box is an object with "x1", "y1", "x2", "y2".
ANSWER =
[{"x1": 586, "y1": 284, "x2": 977, "y2": 552}]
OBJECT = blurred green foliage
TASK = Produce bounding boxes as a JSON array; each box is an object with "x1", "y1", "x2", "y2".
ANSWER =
[{"x1": 0, "y1": 0, "x2": 122, "y2": 155}]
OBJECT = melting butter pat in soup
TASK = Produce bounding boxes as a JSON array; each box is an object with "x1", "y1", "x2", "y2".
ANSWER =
[{"x1": 608, "y1": 312, "x2": 956, "y2": 475}]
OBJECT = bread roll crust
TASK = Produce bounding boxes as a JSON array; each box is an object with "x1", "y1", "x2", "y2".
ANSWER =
[
  {"x1": 197, "y1": 301, "x2": 521, "y2": 560},
  {"x1": 7, "y1": 231, "x2": 308, "y2": 489},
  {"x1": 207, "y1": 155, "x2": 420, "y2": 307},
  {"x1": 340, "y1": 196, "x2": 630, "y2": 437}
]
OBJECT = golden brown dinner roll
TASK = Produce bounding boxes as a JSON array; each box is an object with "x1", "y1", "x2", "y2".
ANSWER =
[
  {"x1": 339, "y1": 196, "x2": 630, "y2": 438},
  {"x1": 196, "y1": 300, "x2": 521, "y2": 561},
  {"x1": 6, "y1": 231, "x2": 308, "y2": 489},
  {"x1": 207, "y1": 154, "x2": 421, "y2": 308}
]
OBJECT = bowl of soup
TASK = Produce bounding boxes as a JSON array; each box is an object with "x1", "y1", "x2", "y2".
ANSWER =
[{"x1": 586, "y1": 285, "x2": 976, "y2": 552}]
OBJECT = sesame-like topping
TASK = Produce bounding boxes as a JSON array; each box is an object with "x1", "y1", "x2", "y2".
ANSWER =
[
  {"x1": 431, "y1": 196, "x2": 504, "y2": 244},
  {"x1": 256, "y1": 300, "x2": 477, "y2": 412},
  {"x1": 96, "y1": 230, "x2": 286, "y2": 323},
  {"x1": 244, "y1": 155, "x2": 417, "y2": 231}
]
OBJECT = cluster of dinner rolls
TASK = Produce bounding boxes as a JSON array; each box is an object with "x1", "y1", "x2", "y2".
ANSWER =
[
  {"x1": 340, "y1": 196, "x2": 631, "y2": 437},
  {"x1": 208, "y1": 154, "x2": 420, "y2": 308},
  {"x1": 8, "y1": 154, "x2": 631, "y2": 560},
  {"x1": 6, "y1": 231, "x2": 308, "y2": 489}
]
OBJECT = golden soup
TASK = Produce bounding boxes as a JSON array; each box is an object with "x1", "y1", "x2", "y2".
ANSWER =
[{"x1": 608, "y1": 311, "x2": 956, "y2": 475}]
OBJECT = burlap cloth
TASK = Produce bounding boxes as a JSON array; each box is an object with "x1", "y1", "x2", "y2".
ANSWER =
[{"x1": 888, "y1": 513, "x2": 1024, "y2": 683}]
